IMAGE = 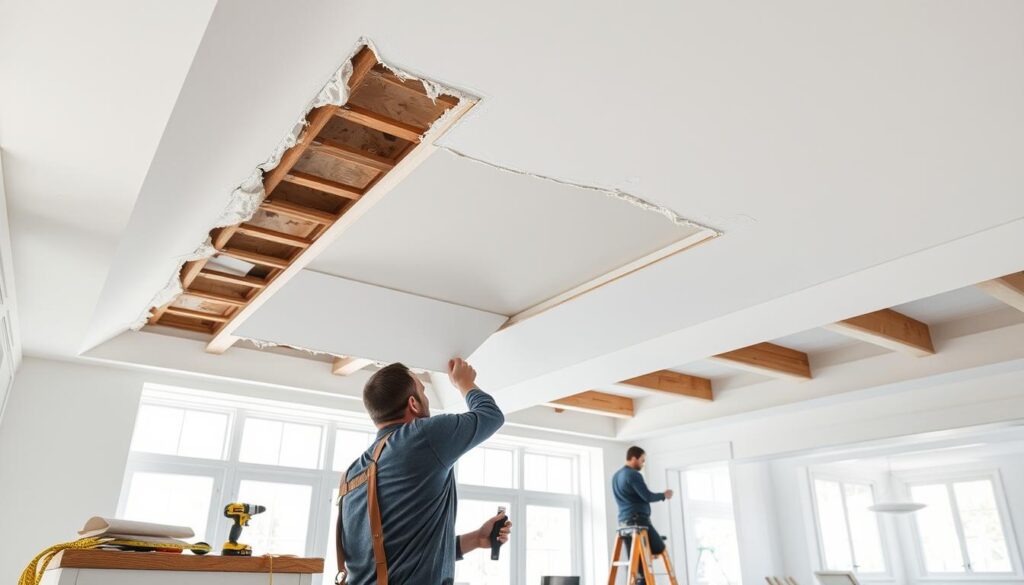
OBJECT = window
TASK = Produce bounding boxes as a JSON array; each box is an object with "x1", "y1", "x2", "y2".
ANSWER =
[
  {"x1": 238, "y1": 418, "x2": 323, "y2": 469},
  {"x1": 680, "y1": 463, "x2": 742, "y2": 585},
  {"x1": 457, "y1": 445, "x2": 515, "y2": 488},
  {"x1": 120, "y1": 387, "x2": 374, "y2": 584},
  {"x1": 455, "y1": 441, "x2": 584, "y2": 585},
  {"x1": 811, "y1": 477, "x2": 887, "y2": 575},
  {"x1": 129, "y1": 404, "x2": 229, "y2": 460},
  {"x1": 121, "y1": 471, "x2": 215, "y2": 542},
  {"x1": 908, "y1": 476, "x2": 1016, "y2": 575}
]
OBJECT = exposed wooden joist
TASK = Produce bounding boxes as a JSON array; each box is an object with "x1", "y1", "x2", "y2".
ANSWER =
[
  {"x1": 218, "y1": 248, "x2": 291, "y2": 270},
  {"x1": 263, "y1": 105, "x2": 347, "y2": 197},
  {"x1": 331, "y1": 356, "x2": 374, "y2": 376},
  {"x1": 283, "y1": 171, "x2": 363, "y2": 200},
  {"x1": 977, "y1": 272, "x2": 1024, "y2": 312},
  {"x1": 372, "y1": 69, "x2": 460, "y2": 107},
  {"x1": 154, "y1": 318, "x2": 214, "y2": 334},
  {"x1": 620, "y1": 370, "x2": 713, "y2": 401},
  {"x1": 164, "y1": 306, "x2": 231, "y2": 323},
  {"x1": 545, "y1": 391, "x2": 634, "y2": 419},
  {"x1": 235, "y1": 224, "x2": 313, "y2": 248},
  {"x1": 311, "y1": 139, "x2": 396, "y2": 173},
  {"x1": 824, "y1": 308, "x2": 935, "y2": 356},
  {"x1": 336, "y1": 105, "x2": 426, "y2": 142},
  {"x1": 260, "y1": 199, "x2": 338, "y2": 224},
  {"x1": 203, "y1": 53, "x2": 476, "y2": 354},
  {"x1": 196, "y1": 269, "x2": 268, "y2": 289},
  {"x1": 710, "y1": 342, "x2": 812, "y2": 380},
  {"x1": 182, "y1": 289, "x2": 247, "y2": 307}
]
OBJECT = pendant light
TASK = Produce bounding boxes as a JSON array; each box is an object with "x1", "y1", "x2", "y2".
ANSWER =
[{"x1": 868, "y1": 456, "x2": 926, "y2": 514}]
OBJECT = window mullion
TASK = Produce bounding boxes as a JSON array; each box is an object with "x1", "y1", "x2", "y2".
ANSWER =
[
  {"x1": 947, "y1": 482, "x2": 973, "y2": 573},
  {"x1": 838, "y1": 482, "x2": 860, "y2": 572}
]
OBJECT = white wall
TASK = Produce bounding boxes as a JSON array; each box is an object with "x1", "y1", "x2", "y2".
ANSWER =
[
  {"x1": 0, "y1": 358, "x2": 143, "y2": 584},
  {"x1": 0, "y1": 356, "x2": 626, "y2": 584}
]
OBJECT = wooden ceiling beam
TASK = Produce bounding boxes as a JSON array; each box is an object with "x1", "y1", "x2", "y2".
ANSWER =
[
  {"x1": 824, "y1": 308, "x2": 935, "y2": 356},
  {"x1": 235, "y1": 224, "x2": 313, "y2": 248},
  {"x1": 710, "y1": 342, "x2": 812, "y2": 380},
  {"x1": 545, "y1": 391, "x2": 634, "y2": 419},
  {"x1": 283, "y1": 171, "x2": 363, "y2": 200},
  {"x1": 182, "y1": 289, "x2": 247, "y2": 307},
  {"x1": 164, "y1": 306, "x2": 231, "y2": 323},
  {"x1": 310, "y1": 139, "x2": 396, "y2": 173},
  {"x1": 332, "y1": 356, "x2": 375, "y2": 376},
  {"x1": 336, "y1": 105, "x2": 426, "y2": 142},
  {"x1": 217, "y1": 248, "x2": 290, "y2": 270},
  {"x1": 260, "y1": 199, "x2": 338, "y2": 224},
  {"x1": 196, "y1": 269, "x2": 268, "y2": 289},
  {"x1": 620, "y1": 370, "x2": 713, "y2": 401},
  {"x1": 372, "y1": 69, "x2": 460, "y2": 107},
  {"x1": 977, "y1": 271, "x2": 1024, "y2": 312}
]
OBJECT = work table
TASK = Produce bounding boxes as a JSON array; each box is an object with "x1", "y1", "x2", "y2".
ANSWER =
[{"x1": 42, "y1": 549, "x2": 324, "y2": 585}]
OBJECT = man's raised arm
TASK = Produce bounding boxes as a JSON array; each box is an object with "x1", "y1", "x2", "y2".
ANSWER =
[{"x1": 425, "y1": 358, "x2": 505, "y2": 467}]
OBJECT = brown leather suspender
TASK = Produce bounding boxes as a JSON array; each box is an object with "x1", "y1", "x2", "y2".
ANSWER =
[{"x1": 336, "y1": 431, "x2": 394, "y2": 585}]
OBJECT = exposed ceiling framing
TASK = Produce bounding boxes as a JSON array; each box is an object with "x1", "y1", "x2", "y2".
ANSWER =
[{"x1": 145, "y1": 47, "x2": 472, "y2": 354}]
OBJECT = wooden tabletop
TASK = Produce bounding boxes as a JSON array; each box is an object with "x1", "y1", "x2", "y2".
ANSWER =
[{"x1": 50, "y1": 549, "x2": 324, "y2": 574}]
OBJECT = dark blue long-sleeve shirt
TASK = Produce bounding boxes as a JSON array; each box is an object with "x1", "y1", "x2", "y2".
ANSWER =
[
  {"x1": 341, "y1": 389, "x2": 504, "y2": 585},
  {"x1": 612, "y1": 465, "x2": 665, "y2": 521}
]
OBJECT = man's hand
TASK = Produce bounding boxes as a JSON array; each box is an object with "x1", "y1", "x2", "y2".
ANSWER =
[
  {"x1": 448, "y1": 358, "x2": 477, "y2": 395},
  {"x1": 458, "y1": 512, "x2": 511, "y2": 555},
  {"x1": 664, "y1": 489, "x2": 674, "y2": 500}
]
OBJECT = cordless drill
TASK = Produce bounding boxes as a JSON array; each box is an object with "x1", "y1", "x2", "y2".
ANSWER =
[{"x1": 222, "y1": 503, "x2": 266, "y2": 556}]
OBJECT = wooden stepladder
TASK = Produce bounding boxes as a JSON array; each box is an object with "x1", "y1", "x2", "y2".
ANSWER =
[{"x1": 607, "y1": 525, "x2": 679, "y2": 585}]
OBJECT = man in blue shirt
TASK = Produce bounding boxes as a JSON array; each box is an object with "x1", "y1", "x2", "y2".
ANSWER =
[
  {"x1": 612, "y1": 446, "x2": 673, "y2": 582},
  {"x1": 337, "y1": 358, "x2": 510, "y2": 585}
]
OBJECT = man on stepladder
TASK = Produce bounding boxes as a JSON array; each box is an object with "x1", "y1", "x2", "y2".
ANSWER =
[
  {"x1": 336, "y1": 358, "x2": 511, "y2": 585},
  {"x1": 612, "y1": 446, "x2": 673, "y2": 584}
]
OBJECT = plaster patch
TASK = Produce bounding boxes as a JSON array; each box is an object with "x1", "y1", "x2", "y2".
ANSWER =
[
  {"x1": 135, "y1": 37, "x2": 473, "y2": 330},
  {"x1": 439, "y1": 146, "x2": 718, "y2": 233}
]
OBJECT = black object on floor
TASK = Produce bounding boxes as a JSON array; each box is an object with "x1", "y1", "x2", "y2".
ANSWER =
[{"x1": 541, "y1": 578, "x2": 580, "y2": 585}]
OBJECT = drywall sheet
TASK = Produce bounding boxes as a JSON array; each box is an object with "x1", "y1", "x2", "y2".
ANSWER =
[
  {"x1": 234, "y1": 269, "x2": 507, "y2": 372},
  {"x1": 307, "y1": 149, "x2": 707, "y2": 316}
]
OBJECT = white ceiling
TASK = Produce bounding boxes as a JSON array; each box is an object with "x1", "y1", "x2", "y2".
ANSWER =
[
  {"x1": 895, "y1": 286, "x2": 1007, "y2": 324},
  {"x1": 308, "y1": 149, "x2": 705, "y2": 316},
  {"x1": 3, "y1": 1, "x2": 1024, "y2": 439}
]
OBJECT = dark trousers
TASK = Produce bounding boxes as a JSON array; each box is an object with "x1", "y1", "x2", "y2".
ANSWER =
[{"x1": 618, "y1": 514, "x2": 665, "y2": 584}]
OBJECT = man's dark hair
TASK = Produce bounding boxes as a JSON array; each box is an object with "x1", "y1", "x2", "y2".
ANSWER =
[
  {"x1": 626, "y1": 446, "x2": 645, "y2": 461},
  {"x1": 363, "y1": 362, "x2": 418, "y2": 424}
]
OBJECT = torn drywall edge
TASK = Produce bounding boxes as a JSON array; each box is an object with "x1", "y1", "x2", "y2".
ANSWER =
[
  {"x1": 439, "y1": 146, "x2": 720, "y2": 234},
  {"x1": 132, "y1": 37, "x2": 478, "y2": 330}
]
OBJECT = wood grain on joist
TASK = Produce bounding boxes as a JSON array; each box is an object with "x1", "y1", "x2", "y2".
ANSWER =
[
  {"x1": 283, "y1": 171, "x2": 363, "y2": 200},
  {"x1": 620, "y1": 370, "x2": 713, "y2": 401},
  {"x1": 372, "y1": 69, "x2": 460, "y2": 107},
  {"x1": 336, "y1": 105, "x2": 426, "y2": 142},
  {"x1": 164, "y1": 306, "x2": 230, "y2": 323},
  {"x1": 977, "y1": 272, "x2": 1024, "y2": 312},
  {"x1": 236, "y1": 224, "x2": 313, "y2": 248},
  {"x1": 332, "y1": 356, "x2": 374, "y2": 376},
  {"x1": 182, "y1": 289, "x2": 247, "y2": 307},
  {"x1": 196, "y1": 269, "x2": 268, "y2": 289},
  {"x1": 260, "y1": 200, "x2": 338, "y2": 224},
  {"x1": 218, "y1": 248, "x2": 291, "y2": 270},
  {"x1": 710, "y1": 342, "x2": 812, "y2": 380},
  {"x1": 825, "y1": 308, "x2": 934, "y2": 356},
  {"x1": 311, "y1": 140, "x2": 396, "y2": 173},
  {"x1": 546, "y1": 391, "x2": 634, "y2": 419}
]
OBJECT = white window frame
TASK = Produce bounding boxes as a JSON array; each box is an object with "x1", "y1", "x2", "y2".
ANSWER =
[
  {"x1": 899, "y1": 469, "x2": 1022, "y2": 581},
  {"x1": 454, "y1": 438, "x2": 584, "y2": 585},
  {"x1": 675, "y1": 462, "x2": 743, "y2": 585},
  {"x1": 808, "y1": 472, "x2": 893, "y2": 580}
]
